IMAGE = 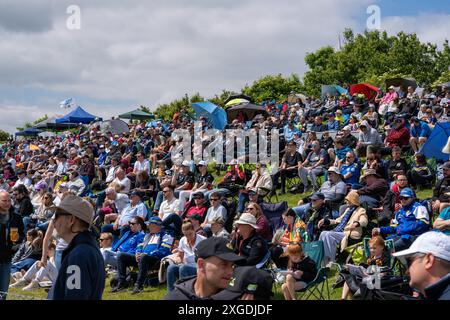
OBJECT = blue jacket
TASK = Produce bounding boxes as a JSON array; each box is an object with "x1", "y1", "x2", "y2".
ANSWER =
[
  {"x1": 98, "y1": 151, "x2": 108, "y2": 166},
  {"x1": 48, "y1": 231, "x2": 105, "y2": 300},
  {"x1": 380, "y1": 201, "x2": 430, "y2": 240},
  {"x1": 410, "y1": 121, "x2": 431, "y2": 138},
  {"x1": 327, "y1": 120, "x2": 340, "y2": 131},
  {"x1": 136, "y1": 230, "x2": 173, "y2": 259},
  {"x1": 112, "y1": 231, "x2": 145, "y2": 254}
]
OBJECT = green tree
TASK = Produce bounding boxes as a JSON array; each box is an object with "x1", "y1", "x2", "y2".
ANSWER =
[
  {"x1": 242, "y1": 74, "x2": 304, "y2": 103},
  {"x1": 0, "y1": 129, "x2": 10, "y2": 142}
]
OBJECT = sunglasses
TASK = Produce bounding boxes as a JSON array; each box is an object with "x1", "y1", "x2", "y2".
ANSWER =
[
  {"x1": 55, "y1": 210, "x2": 72, "y2": 219},
  {"x1": 405, "y1": 254, "x2": 424, "y2": 268},
  {"x1": 162, "y1": 190, "x2": 171, "y2": 193},
  {"x1": 99, "y1": 238, "x2": 108, "y2": 242},
  {"x1": 246, "y1": 207, "x2": 255, "y2": 211},
  {"x1": 399, "y1": 197, "x2": 411, "y2": 200},
  {"x1": 129, "y1": 222, "x2": 137, "y2": 226},
  {"x1": 210, "y1": 198, "x2": 219, "y2": 201}
]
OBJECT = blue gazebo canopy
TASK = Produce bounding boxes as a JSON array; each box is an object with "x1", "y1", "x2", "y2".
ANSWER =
[
  {"x1": 192, "y1": 101, "x2": 227, "y2": 130},
  {"x1": 56, "y1": 106, "x2": 101, "y2": 124}
]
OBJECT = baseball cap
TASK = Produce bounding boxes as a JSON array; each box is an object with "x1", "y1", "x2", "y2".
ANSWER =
[
  {"x1": 130, "y1": 191, "x2": 143, "y2": 198},
  {"x1": 342, "y1": 125, "x2": 351, "y2": 131},
  {"x1": 51, "y1": 194, "x2": 94, "y2": 225},
  {"x1": 188, "y1": 213, "x2": 203, "y2": 221},
  {"x1": 146, "y1": 216, "x2": 162, "y2": 227},
  {"x1": 310, "y1": 192, "x2": 325, "y2": 201},
  {"x1": 192, "y1": 191, "x2": 205, "y2": 199},
  {"x1": 213, "y1": 266, "x2": 274, "y2": 300},
  {"x1": 181, "y1": 160, "x2": 190, "y2": 167},
  {"x1": 198, "y1": 160, "x2": 207, "y2": 166},
  {"x1": 399, "y1": 188, "x2": 415, "y2": 198},
  {"x1": 393, "y1": 231, "x2": 450, "y2": 265},
  {"x1": 195, "y1": 237, "x2": 244, "y2": 262},
  {"x1": 327, "y1": 166, "x2": 342, "y2": 176}
]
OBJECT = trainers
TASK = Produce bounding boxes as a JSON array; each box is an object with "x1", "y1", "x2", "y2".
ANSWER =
[
  {"x1": 131, "y1": 284, "x2": 143, "y2": 294},
  {"x1": 22, "y1": 280, "x2": 40, "y2": 291},
  {"x1": 9, "y1": 278, "x2": 29, "y2": 289},
  {"x1": 110, "y1": 281, "x2": 128, "y2": 293}
]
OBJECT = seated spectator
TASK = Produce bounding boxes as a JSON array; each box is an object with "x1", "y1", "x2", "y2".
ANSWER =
[
  {"x1": 433, "y1": 207, "x2": 450, "y2": 236},
  {"x1": 30, "y1": 192, "x2": 54, "y2": 232},
  {"x1": 182, "y1": 191, "x2": 209, "y2": 222},
  {"x1": 384, "y1": 117, "x2": 411, "y2": 150},
  {"x1": 244, "y1": 203, "x2": 271, "y2": 242},
  {"x1": 102, "y1": 191, "x2": 148, "y2": 238},
  {"x1": 210, "y1": 217, "x2": 230, "y2": 240},
  {"x1": 328, "y1": 138, "x2": 352, "y2": 167},
  {"x1": 102, "y1": 217, "x2": 146, "y2": 269},
  {"x1": 230, "y1": 213, "x2": 268, "y2": 267},
  {"x1": 326, "y1": 113, "x2": 340, "y2": 131},
  {"x1": 99, "y1": 187, "x2": 130, "y2": 225},
  {"x1": 298, "y1": 140, "x2": 328, "y2": 192},
  {"x1": 319, "y1": 131, "x2": 334, "y2": 152},
  {"x1": 409, "y1": 117, "x2": 431, "y2": 154},
  {"x1": 30, "y1": 181, "x2": 48, "y2": 209},
  {"x1": 340, "y1": 125, "x2": 358, "y2": 149},
  {"x1": 153, "y1": 160, "x2": 194, "y2": 213},
  {"x1": 356, "y1": 120, "x2": 383, "y2": 157},
  {"x1": 297, "y1": 192, "x2": 334, "y2": 242},
  {"x1": 111, "y1": 216, "x2": 174, "y2": 294},
  {"x1": 209, "y1": 160, "x2": 246, "y2": 198},
  {"x1": 339, "y1": 151, "x2": 360, "y2": 185},
  {"x1": 159, "y1": 185, "x2": 182, "y2": 236},
  {"x1": 393, "y1": 231, "x2": 450, "y2": 300},
  {"x1": 133, "y1": 152, "x2": 150, "y2": 175},
  {"x1": 362, "y1": 150, "x2": 386, "y2": 179},
  {"x1": 186, "y1": 214, "x2": 207, "y2": 237},
  {"x1": 357, "y1": 169, "x2": 389, "y2": 210},
  {"x1": 201, "y1": 192, "x2": 227, "y2": 232},
  {"x1": 10, "y1": 229, "x2": 43, "y2": 277},
  {"x1": 133, "y1": 170, "x2": 159, "y2": 204},
  {"x1": 338, "y1": 236, "x2": 390, "y2": 300},
  {"x1": 237, "y1": 163, "x2": 272, "y2": 214},
  {"x1": 283, "y1": 121, "x2": 300, "y2": 142},
  {"x1": 178, "y1": 160, "x2": 214, "y2": 211},
  {"x1": 9, "y1": 242, "x2": 57, "y2": 291},
  {"x1": 111, "y1": 168, "x2": 131, "y2": 194},
  {"x1": 13, "y1": 169, "x2": 32, "y2": 190},
  {"x1": 372, "y1": 188, "x2": 430, "y2": 251},
  {"x1": 433, "y1": 161, "x2": 450, "y2": 213},
  {"x1": 375, "y1": 174, "x2": 409, "y2": 227},
  {"x1": 166, "y1": 221, "x2": 206, "y2": 291},
  {"x1": 318, "y1": 190, "x2": 368, "y2": 264},
  {"x1": 387, "y1": 146, "x2": 408, "y2": 182},
  {"x1": 407, "y1": 153, "x2": 435, "y2": 190},
  {"x1": 281, "y1": 244, "x2": 317, "y2": 300},
  {"x1": 271, "y1": 141, "x2": 302, "y2": 195},
  {"x1": 310, "y1": 116, "x2": 327, "y2": 132},
  {"x1": 271, "y1": 209, "x2": 307, "y2": 268},
  {"x1": 67, "y1": 171, "x2": 86, "y2": 196}
]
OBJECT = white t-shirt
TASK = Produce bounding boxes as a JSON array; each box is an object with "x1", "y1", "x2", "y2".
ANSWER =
[
  {"x1": 114, "y1": 193, "x2": 130, "y2": 214},
  {"x1": 118, "y1": 201, "x2": 148, "y2": 226},
  {"x1": 134, "y1": 160, "x2": 150, "y2": 173},
  {"x1": 112, "y1": 177, "x2": 131, "y2": 193},
  {"x1": 178, "y1": 234, "x2": 206, "y2": 264},
  {"x1": 159, "y1": 197, "x2": 180, "y2": 221},
  {"x1": 204, "y1": 205, "x2": 227, "y2": 224}
]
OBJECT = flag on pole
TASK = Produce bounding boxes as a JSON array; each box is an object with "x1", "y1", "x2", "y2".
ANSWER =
[{"x1": 60, "y1": 98, "x2": 75, "y2": 109}]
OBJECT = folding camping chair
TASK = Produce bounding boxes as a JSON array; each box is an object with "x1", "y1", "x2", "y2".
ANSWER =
[
  {"x1": 362, "y1": 237, "x2": 405, "y2": 275},
  {"x1": 296, "y1": 241, "x2": 331, "y2": 300},
  {"x1": 259, "y1": 201, "x2": 288, "y2": 234}
]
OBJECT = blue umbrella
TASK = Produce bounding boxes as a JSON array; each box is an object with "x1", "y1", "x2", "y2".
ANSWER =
[{"x1": 192, "y1": 101, "x2": 227, "y2": 130}]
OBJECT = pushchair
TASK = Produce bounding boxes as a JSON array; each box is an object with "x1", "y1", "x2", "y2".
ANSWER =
[{"x1": 354, "y1": 274, "x2": 416, "y2": 300}]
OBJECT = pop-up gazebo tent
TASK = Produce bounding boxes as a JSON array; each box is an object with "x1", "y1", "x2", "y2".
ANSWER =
[
  {"x1": 33, "y1": 115, "x2": 79, "y2": 130},
  {"x1": 118, "y1": 109, "x2": 154, "y2": 121},
  {"x1": 56, "y1": 106, "x2": 101, "y2": 124},
  {"x1": 321, "y1": 85, "x2": 349, "y2": 99}
]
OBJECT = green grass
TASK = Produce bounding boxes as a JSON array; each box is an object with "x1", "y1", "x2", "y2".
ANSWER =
[{"x1": 6, "y1": 172, "x2": 433, "y2": 300}]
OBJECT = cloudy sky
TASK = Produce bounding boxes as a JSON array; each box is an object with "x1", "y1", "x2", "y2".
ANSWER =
[{"x1": 0, "y1": 0, "x2": 449, "y2": 134}]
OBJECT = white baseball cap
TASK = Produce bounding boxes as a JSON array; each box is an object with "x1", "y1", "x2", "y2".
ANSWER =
[
  {"x1": 343, "y1": 125, "x2": 351, "y2": 131},
  {"x1": 393, "y1": 231, "x2": 450, "y2": 264}
]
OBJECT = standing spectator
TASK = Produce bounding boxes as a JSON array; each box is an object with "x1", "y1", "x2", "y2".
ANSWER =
[
  {"x1": 48, "y1": 194, "x2": 105, "y2": 300},
  {"x1": 0, "y1": 190, "x2": 25, "y2": 300}
]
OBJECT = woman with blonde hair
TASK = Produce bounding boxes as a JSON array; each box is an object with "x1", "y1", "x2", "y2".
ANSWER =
[{"x1": 245, "y1": 202, "x2": 272, "y2": 241}]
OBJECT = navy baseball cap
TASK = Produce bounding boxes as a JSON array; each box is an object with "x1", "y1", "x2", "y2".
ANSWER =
[
  {"x1": 399, "y1": 188, "x2": 415, "y2": 198},
  {"x1": 146, "y1": 216, "x2": 162, "y2": 226},
  {"x1": 195, "y1": 237, "x2": 245, "y2": 263},
  {"x1": 310, "y1": 192, "x2": 325, "y2": 200}
]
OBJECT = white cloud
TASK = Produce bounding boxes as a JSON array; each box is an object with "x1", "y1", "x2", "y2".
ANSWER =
[{"x1": 1, "y1": 0, "x2": 448, "y2": 135}]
